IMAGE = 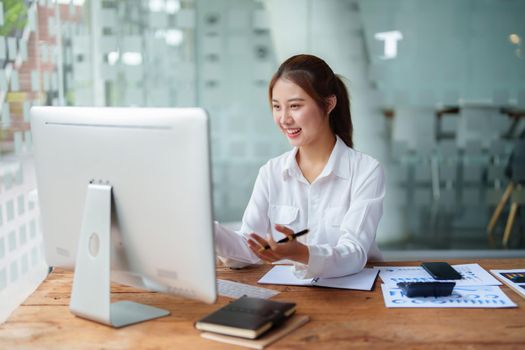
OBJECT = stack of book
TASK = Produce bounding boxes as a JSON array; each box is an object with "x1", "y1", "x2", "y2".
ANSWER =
[{"x1": 195, "y1": 296, "x2": 309, "y2": 349}]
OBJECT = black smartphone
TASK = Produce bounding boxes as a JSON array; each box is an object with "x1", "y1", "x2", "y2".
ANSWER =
[{"x1": 421, "y1": 262, "x2": 462, "y2": 280}]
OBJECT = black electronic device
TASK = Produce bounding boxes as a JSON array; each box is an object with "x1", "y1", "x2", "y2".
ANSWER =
[
  {"x1": 397, "y1": 281, "x2": 456, "y2": 298},
  {"x1": 421, "y1": 262, "x2": 462, "y2": 280}
]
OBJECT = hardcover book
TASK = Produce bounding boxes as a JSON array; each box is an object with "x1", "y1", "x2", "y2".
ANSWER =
[{"x1": 195, "y1": 296, "x2": 296, "y2": 339}]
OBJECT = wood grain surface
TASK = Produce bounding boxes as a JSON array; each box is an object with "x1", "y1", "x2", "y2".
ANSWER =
[{"x1": 1, "y1": 259, "x2": 524, "y2": 349}]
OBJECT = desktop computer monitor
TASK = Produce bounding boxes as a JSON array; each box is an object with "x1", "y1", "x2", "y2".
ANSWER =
[{"x1": 31, "y1": 106, "x2": 217, "y2": 327}]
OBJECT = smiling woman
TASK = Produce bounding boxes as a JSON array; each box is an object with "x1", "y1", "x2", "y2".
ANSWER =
[
  {"x1": 269, "y1": 55, "x2": 353, "y2": 149},
  {"x1": 214, "y1": 54, "x2": 385, "y2": 279}
]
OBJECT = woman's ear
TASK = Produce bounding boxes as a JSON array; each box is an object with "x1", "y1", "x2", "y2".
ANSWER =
[{"x1": 327, "y1": 95, "x2": 337, "y2": 114}]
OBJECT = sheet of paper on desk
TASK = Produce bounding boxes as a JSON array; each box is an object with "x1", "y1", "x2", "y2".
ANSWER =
[
  {"x1": 258, "y1": 265, "x2": 378, "y2": 291},
  {"x1": 376, "y1": 264, "x2": 501, "y2": 287},
  {"x1": 381, "y1": 284, "x2": 517, "y2": 308},
  {"x1": 217, "y1": 279, "x2": 280, "y2": 299},
  {"x1": 258, "y1": 266, "x2": 312, "y2": 286}
]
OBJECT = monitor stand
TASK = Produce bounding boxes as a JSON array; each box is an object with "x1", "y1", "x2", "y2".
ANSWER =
[{"x1": 69, "y1": 184, "x2": 170, "y2": 328}]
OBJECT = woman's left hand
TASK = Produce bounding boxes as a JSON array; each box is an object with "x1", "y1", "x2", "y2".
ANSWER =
[{"x1": 247, "y1": 224, "x2": 309, "y2": 264}]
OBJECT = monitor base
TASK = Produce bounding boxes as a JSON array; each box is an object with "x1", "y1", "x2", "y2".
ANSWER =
[
  {"x1": 108, "y1": 301, "x2": 170, "y2": 328},
  {"x1": 69, "y1": 184, "x2": 170, "y2": 328}
]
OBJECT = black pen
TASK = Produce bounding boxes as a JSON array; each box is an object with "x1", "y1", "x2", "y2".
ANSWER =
[{"x1": 259, "y1": 229, "x2": 309, "y2": 252}]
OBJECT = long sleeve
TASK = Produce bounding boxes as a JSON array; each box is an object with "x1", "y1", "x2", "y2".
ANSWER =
[
  {"x1": 294, "y1": 163, "x2": 385, "y2": 279},
  {"x1": 213, "y1": 222, "x2": 260, "y2": 268},
  {"x1": 214, "y1": 167, "x2": 270, "y2": 267}
]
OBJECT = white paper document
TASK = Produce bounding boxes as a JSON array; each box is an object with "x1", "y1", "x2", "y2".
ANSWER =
[
  {"x1": 217, "y1": 279, "x2": 280, "y2": 299},
  {"x1": 376, "y1": 264, "x2": 501, "y2": 287},
  {"x1": 258, "y1": 265, "x2": 378, "y2": 291},
  {"x1": 381, "y1": 284, "x2": 517, "y2": 308}
]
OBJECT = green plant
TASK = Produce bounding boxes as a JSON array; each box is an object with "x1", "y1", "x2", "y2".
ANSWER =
[{"x1": 0, "y1": 0, "x2": 28, "y2": 36}]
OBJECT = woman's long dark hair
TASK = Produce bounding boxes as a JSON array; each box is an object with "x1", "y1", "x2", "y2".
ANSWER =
[{"x1": 268, "y1": 54, "x2": 353, "y2": 148}]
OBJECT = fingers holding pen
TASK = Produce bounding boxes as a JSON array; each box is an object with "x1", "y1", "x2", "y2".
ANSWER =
[
  {"x1": 247, "y1": 228, "x2": 310, "y2": 265},
  {"x1": 248, "y1": 233, "x2": 273, "y2": 250},
  {"x1": 265, "y1": 234, "x2": 278, "y2": 250},
  {"x1": 248, "y1": 233, "x2": 266, "y2": 249},
  {"x1": 247, "y1": 233, "x2": 280, "y2": 263},
  {"x1": 249, "y1": 245, "x2": 278, "y2": 263}
]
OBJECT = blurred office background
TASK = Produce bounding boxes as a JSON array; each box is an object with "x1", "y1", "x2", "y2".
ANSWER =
[{"x1": 1, "y1": 0, "x2": 525, "y2": 320}]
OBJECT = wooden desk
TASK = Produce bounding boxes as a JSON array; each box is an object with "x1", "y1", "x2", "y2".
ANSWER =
[{"x1": 1, "y1": 259, "x2": 524, "y2": 349}]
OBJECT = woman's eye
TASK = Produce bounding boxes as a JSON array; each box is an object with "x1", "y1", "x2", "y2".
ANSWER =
[
  {"x1": 272, "y1": 105, "x2": 280, "y2": 110},
  {"x1": 290, "y1": 104, "x2": 300, "y2": 109}
]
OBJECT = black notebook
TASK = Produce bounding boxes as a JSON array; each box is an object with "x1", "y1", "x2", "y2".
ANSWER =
[{"x1": 195, "y1": 296, "x2": 296, "y2": 339}]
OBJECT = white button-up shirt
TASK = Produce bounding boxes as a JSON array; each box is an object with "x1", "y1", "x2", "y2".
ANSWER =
[{"x1": 214, "y1": 136, "x2": 384, "y2": 279}]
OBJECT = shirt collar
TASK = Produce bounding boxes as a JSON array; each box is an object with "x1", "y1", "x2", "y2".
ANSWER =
[
  {"x1": 282, "y1": 147, "x2": 301, "y2": 180},
  {"x1": 282, "y1": 135, "x2": 350, "y2": 181}
]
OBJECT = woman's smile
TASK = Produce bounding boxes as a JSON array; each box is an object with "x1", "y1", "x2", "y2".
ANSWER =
[{"x1": 285, "y1": 127, "x2": 302, "y2": 138}]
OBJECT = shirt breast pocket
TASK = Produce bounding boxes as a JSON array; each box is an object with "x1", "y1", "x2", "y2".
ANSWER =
[
  {"x1": 269, "y1": 205, "x2": 300, "y2": 239},
  {"x1": 324, "y1": 206, "x2": 346, "y2": 236}
]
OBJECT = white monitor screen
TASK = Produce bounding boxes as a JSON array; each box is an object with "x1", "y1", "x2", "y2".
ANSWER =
[{"x1": 31, "y1": 107, "x2": 216, "y2": 305}]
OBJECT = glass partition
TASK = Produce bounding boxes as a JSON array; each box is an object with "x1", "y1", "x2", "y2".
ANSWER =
[{"x1": 1, "y1": 3, "x2": 524, "y2": 314}]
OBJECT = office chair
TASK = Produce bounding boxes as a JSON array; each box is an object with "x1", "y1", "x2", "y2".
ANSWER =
[{"x1": 487, "y1": 138, "x2": 525, "y2": 246}]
